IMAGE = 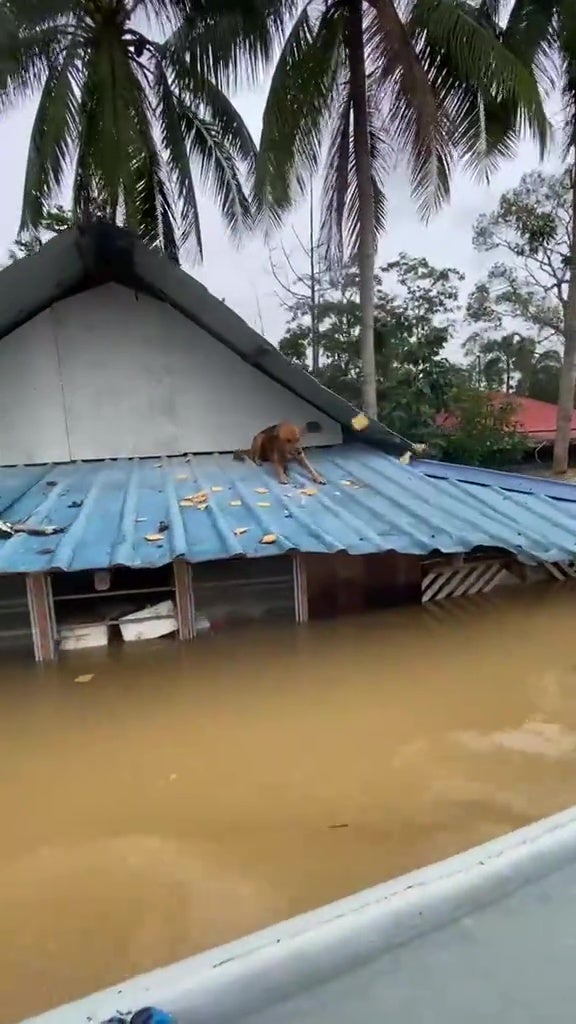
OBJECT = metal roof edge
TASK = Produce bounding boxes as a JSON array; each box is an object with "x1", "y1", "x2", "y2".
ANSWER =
[
  {"x1": 414, "y1": 459, "x2": 576, "y2": 502},
  {"x1": 0, "y1": 227, "x2": 411, "y2": 457},
  {"x1": 21, "y1": 803, "x2": 576, "y2": 1024}
]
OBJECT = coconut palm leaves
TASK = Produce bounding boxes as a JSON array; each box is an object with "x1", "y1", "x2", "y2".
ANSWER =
[
  {"x1": 0, "y1": 0, "x2": 259, "y2": 259},
  {"x1": 256, "y1": 0, "x2": 549, "y2": 416}
]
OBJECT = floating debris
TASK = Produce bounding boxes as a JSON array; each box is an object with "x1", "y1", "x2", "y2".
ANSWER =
[
  {"x1": 179, "y1": 499, "x2": 195, "y2": 508},
  {"x1": 233, "y1": 527, "x2": 249, "y2": 536},
  {"x1": 184, "y1": 491, "x2": 209, "y2": 504},
  {"x1": 229, "y1": 499, "x2": 242, "y2": 507},
  {"x1": 74, "y1": 674, "x2": 94, "y2": 684},
  {"x1": 260, "y1": 533, "x2": 277, "y2": 544},
  {"x1": 300, "y1": 488, "x2": 317, "y2": 496},
  {"x1": 257, "y1": 501, "x2": 271, "y2": 507},
  {"x1": 145, "y1": 533, "x2": 164, "y2": 543},
  {"x1": 399, "y1": 451, "x2": 412, "y2": 465},
  {"x1": 211, "y1": 486, "x2": 223, "y2": 492},
  {"x1": 351, "y1": 413, "x2": 369, "y2": 432},
  {"x1": 254, "y1": 487, "x2": 269, "y2": 494}
]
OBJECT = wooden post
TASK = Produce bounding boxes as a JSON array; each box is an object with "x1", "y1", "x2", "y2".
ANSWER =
[
  {"x1": 293, "y1": 553, "x2": 308, "y2": 623},
  {"x1": 173, "y1": 559, "x2": 195, "y2": 639},
  {"x1": 26, "y1": 573, "x2": 56, "y2": 662}
]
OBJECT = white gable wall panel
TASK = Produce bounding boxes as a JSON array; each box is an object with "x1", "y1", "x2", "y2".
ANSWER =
[{"x1": 0, "y1": 284, "x2": 342, "y2": 465}]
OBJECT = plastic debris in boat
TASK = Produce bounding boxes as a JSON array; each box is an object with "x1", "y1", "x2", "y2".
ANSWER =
[
  {"x1": 130, "y1": 1008, "x2": 176, "y2": 1024},
  {"x1": 74, "y1": 674, "x2": 94, "y2": 683},
  {"x1": 101, "y1": 1008, "x2": 176, "y2": 1024}
]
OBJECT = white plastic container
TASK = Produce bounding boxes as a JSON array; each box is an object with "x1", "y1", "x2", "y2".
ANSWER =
[
  {"x1": 59, "y1": 622, "x2": 109, "y2": 651},
  {"x1": 118, "y1": 599, "x2": 177, "y2": 642}
]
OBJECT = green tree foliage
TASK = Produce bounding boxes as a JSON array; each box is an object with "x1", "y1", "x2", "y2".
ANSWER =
[
  {"x1": 437, "y1": 389, "x2": 527, "y2": 468},
  {"x1": 500, "y1": 1, "x2": 576, "y2": 473},
  {"x1": 464, "y1": 329, "x2": 563, "y2": 403},
  {"x1": 468, "y1": 169, "x2": 570, "y2": 426},
  {"x1": 255, "y1": 0, "x2": 549, "y2": 419},
  {"x1": 0, "y1": 0, "x2": 261, "y2": 260},
  {"x1": 279, "y1": 253, "x2": 468, "y2": 438},
  {"x1": 6, "y1": 205, "x2": 73, "y2": 263}
]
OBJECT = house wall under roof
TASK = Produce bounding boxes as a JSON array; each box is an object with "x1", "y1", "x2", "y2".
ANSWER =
[{"x1": 0, "y1": 283, "x2": 342, "y2": 465}]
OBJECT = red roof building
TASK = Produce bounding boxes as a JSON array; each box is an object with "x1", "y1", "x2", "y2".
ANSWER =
[{"x1": 437, "y1": 393, "x2": 576, "y2": 442}]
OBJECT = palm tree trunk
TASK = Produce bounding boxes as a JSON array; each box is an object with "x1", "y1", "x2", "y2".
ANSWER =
[
  {"x1": 553, "y1": 165, "x2": 576, "y2": 475},
  {"x1": 347, "y1": 0, "x2": 378, "y2": 420},
  {"x1": 309, "y1": 183, "x2": 320, "y2": 376}
]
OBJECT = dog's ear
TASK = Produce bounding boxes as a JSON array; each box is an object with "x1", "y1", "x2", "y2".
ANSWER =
[{"x1": 303, "y1": 420, "x2": 322, "y2": 434}]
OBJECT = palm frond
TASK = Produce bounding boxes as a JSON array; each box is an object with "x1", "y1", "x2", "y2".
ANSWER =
[
  {"x1": 20, "y1": 42, "x2": 80, "y2": 232},
  {"x1": 0, "y1": 21, "x2": 68, "y2": 113},
  {"x1": 164, "y1": 0, "x2": 300, "y2": 92},
  {"x1": 411, "y1": 0, "x2": 550, "y2": 160},
  {"x1": 365, "y1": 0, "x2": 453, "y2": 222},
  {"x1": 255, "y1": 0, "x2": 344, "y2": 219},
  {"x1": 177, "y1": 99, "x2": 253, "y2": 240},
  {"x1": 151, "y1": 55, "x2": 203, "y2": 253}
]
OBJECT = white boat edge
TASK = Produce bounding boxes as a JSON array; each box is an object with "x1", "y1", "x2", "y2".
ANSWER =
[{"x1": 20, "y1": 803, "x2": 576, "y2": 1024}]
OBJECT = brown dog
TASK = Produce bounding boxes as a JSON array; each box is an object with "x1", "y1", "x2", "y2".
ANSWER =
[{"x1": 233, "y1": 422, "x2": 325, "y2": 485}]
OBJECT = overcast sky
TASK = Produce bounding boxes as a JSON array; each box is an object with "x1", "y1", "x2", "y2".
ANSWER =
[{"x1": 0, "y1": 81, "x2": 561, "y2": 355}]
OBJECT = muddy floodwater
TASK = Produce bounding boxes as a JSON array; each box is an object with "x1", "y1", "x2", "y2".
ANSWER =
[{"x1": 3, "y1": 583, "x2": 576, "y2": 1022}]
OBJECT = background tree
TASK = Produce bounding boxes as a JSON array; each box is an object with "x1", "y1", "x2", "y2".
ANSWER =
[
  {"x1": 463, "y1": 328, "x2": 563, "y2": 402},
  {"x1": 469, "y1": 170, "x2": 571, "y2": 460},
  {"x1": 255, "y1": 0, "x2": 549, "y2": 421},
  {"x1": 0, "y1": 0, "x2": 260, "y2": 260},
  {"x1": 501, "y1": 0, "x2": 576, "y2": 473},
  {"x1": 5, "y1": 206, "x2": 73, "y2": 263},
  {"x1": 436, "y1": 388, "x2": 527, "y2": 468},
  {"x1": 279, "y1": 253, "x2": 467, "y2": 437}
]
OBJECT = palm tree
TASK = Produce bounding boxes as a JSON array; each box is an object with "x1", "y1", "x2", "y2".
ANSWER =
[
  {"x1": 0, "y1": 0, "x2": 260, "y2": 260},
  {"x1": 255, "y1": 0, "x2": 549, "y2": 419},
  {"x1": 503, "y1": 0, "x2": 576, "y2": 473},
  {"x1": 465, "y1": 329, "x2": 563, "y2": 400}
]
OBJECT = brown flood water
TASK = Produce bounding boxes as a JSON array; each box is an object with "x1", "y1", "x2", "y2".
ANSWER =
[{"x1": 3, "y1": 582, "x2": 576, "y2": 1022}]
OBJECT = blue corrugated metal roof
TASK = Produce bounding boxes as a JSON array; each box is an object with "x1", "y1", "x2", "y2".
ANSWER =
[{"x1": 0, "y1": 446, "x2": 576, "y2": 573}]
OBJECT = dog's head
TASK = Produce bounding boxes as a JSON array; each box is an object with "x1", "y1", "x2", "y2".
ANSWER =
[{"x1": 277, "y1": 421, "x2": 302, "y2": 455}]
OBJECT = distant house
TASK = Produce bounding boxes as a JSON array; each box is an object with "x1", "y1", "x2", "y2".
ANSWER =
[
  {"x1": 2, "y1": 226, "x2": 576, "y2": 661},
  {"x1": 437, "y1": 392, "x2": 576, "y2": 445}
]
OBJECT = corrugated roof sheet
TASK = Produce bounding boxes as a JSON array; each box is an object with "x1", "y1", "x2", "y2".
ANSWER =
[{"x1": 1, "y1": 446, "x2": 576, "y2": 574}]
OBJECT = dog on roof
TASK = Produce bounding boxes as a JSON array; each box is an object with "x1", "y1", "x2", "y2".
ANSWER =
[{"x1": 233, "y1": 422, "x2": 325, "y2": 485}]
